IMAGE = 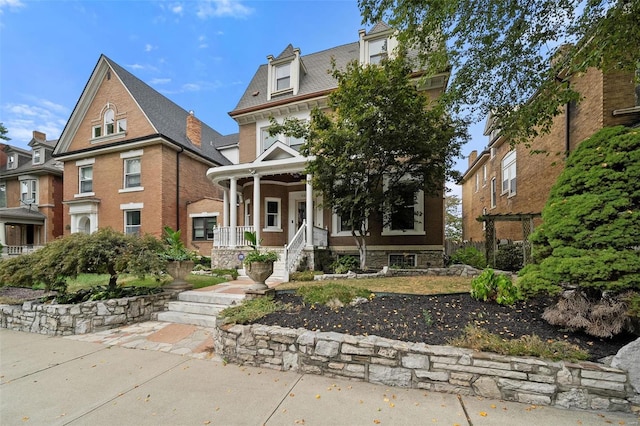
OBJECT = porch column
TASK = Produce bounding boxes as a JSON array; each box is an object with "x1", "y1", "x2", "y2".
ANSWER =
[
  {"x1": 229, "y1": 177, "x2": 238, "y2": 247},
  {"x1": 306, "y1": 174, "x2": 313, "y2": 248},
  {"x1": 253, "y1": 173, "x2": 261, "y2": 246},
  {"x1": 0, "y1": 222, "x2": 5, "y2": 248},
  {"x1": 223, "y1": 188, "x2": 229, "y2": 227}
]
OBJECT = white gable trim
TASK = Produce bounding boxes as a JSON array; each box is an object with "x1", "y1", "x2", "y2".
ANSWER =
[{"x1": 255, "y1": 141, "x2": 301, "y2": 163}]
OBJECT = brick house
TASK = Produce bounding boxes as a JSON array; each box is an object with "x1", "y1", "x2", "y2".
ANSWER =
[
  {"x1": 52, "y1": 55, "x2": 236, "y2": 255},
  {"x1": 0, "y1": 131, "x2": 64, "y2": 254},
  {"x1": 206, "y1": 23, "x2": 450, "y2": 278},
  {"x1": 460, "y1": 68, "x2": 640, "y2": 247}
]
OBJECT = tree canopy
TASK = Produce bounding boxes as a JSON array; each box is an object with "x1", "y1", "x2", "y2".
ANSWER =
[
  {"x1": 271, "y1": 56, "x2": 463, "y2": 268},
  {"x1": 359, "y1": 0, "x2": 640, "y2": 143},
  {"x1": 0, "y1": 123, "x2": 9, "y2": 141}
]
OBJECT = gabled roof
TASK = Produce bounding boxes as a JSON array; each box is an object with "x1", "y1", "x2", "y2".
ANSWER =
[
  {"x1": 275, "y1": 44, "x2": 296, "y2": 60},
  {"x1": 55, "y1": 55, "x2": 234, "y2": 166},
  {"x1": 231, "y1": 41, "x2": 359, "y2": 115},
  {"x1": 368, "y1": 21, "x2": 392, "y2": 35}
]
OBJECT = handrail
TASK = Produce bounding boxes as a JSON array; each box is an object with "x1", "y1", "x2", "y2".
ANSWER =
[
  {"x1": 284, "y1": 221, "x2": 307, "y2": 282},
  {"x1": 212, "y1": 226, "x2": 253, "y2": 247}
]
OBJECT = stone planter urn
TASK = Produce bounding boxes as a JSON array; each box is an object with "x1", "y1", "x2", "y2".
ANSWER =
[
  {"x1": 164, "y1": 260, "x2": 195, "y2": 291},
  {"x1": 245, "y1": 261, "x2": 274, "y2": 290}
]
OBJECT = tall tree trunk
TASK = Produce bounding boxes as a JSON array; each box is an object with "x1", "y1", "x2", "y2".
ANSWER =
[{"x1": 352, "y1": 231, "x2": 367, "y2": 270}]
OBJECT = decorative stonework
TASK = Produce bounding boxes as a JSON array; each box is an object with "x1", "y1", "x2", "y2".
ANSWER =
[
  {"x1": 0, "y1": 293, "x2": 172, "y2": 336},
  {"x1": 214, "y1": 324, "x2": 639, "y2": 414}
]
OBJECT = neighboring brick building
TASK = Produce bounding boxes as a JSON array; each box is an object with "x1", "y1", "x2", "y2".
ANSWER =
[
  {"x1": 53, "y1": 55, "x2": 236, "y2": 255},
  {"x1": 460, "y1": 68, "x2": 640, "y2": 244},
  {"x1": 0, "y1": 131, "x2": 64, "y2": 253},
  {"x1": 207, "y1": 22, "x2": 450, "y2": 278}
]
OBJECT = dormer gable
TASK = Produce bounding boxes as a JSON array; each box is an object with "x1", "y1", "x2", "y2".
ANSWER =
[
  {"x1": 255, "y1": 141, "x2": 302, "y2": 163},
  {"x1": 28, "y1": 131, "x2": 54, "y2": 165},
  {"x1": 359, "y1": 21, "x2": 398, "y2": 65},
  {"x1": 4, "y1": 145, "x2": 30, "y2": 171},
  {"x1": 266, "y1": 44, "x2": 306, "y2": 100}
]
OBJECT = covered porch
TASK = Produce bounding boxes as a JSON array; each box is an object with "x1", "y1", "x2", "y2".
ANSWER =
[{"x1": 0, "y1": 207, "x2": 47, "y2": 257}]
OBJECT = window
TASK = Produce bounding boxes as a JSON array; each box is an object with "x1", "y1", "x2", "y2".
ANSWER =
[
  {"x1": 261, "y1": 127, "x2": 279, "y2": 152},
  {"x1": 193, "y1": 216, "x2": 217, "y2": 240},
  {"x1": 502, "y1": 151, "x2": 517, "y2": 196},
  {"x1": 7, "y1": 154, "x2": 15, "y2": 170},
  {"x1": 369, "y1": 38, "x2": 387, "y2": 64},
  {"x1": 245, "y1": 199, "x2": 252, "y2": 226},
  {"x1": 117, "y1": 118, "x2": 127, "y2": 133},
  {"x1": 389, "y1": 254, "x2": 417, "y2": 268},
  {"x1": 20, "y1": 179, "x2": 37, "y2": 203},
  {"x1": 124, "y1": 158, "x2": 141, "y2": 188},
  {"x1": 475, "y1": 173, "x2": 479, "y2": 192},
  {"x1": 104, "y1": 108, "x2": 115, "y2": 135},
  {"x1": 264, "y1": 198, "x2": 281, "y2": 230},
  {"x1": 390, "y1": 184, "x2": 416, "y2": 231},
  {"x1": 79, "y1": 166, "x2": 93, "y2": 193},
  {"x1": 33, "y1": 149, "x2": 43, "y2": 164},
  {"x1": 93, "y1": 125, "x2": 102, "y2": 138},
  {"x1": 490, "y1": 177, "x2": 497, "y2": 208},
  {"x1": 124, "y1": 210, "x2": 141, "y2": 236},
  {"x1": 482, "y1": 165, "x2": 487, "y2": 186},
  {"x1": 0, "y1": 183, "x2": 6, "y2": 208},
  {"x1": 274, "y1": 63, "x2": 290, "y2": 91}
]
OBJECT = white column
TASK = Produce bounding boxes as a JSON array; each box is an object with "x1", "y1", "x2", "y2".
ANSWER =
[
  {"x1": 223, "y1": 188, "x2": 229, "y2": 227},
  {"x1": 0, "y1": 222, "x2": 6, "y2": 248},
  {"x1": 253, "y1": 174, "x2": 261, "y2": 246},
  {"x1": 229, "y1": 177, "x2": 238, "y2": 247},
  {"x1": 306, "y1": 174, "x2": 313, "y2": 248}
]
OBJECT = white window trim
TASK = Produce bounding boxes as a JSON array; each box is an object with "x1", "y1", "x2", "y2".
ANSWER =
[
  {"x1": 382, "y1": 189, "x2": 425, "y2": 236},
  {"x1": 263, "y1": 197, "x2": 282, "y2": 232},
  {"x1": 490, "y1": 177, "x2": 497, "y2": 209},
  {"x1": 7, "y1": 154, "x2": 16, "y2": 170},
  {"x1": 121, "y1": 154, "x2": 143, "y2": 192},
  {"x1": 501, "y1": 151, "x2": 517, "y2": 197},
  {"x1": 32, "y1": 148, "x2": 43, "y2": 165},
  {"x1": 76, "y1": 164, "x2": 95, "y2": 198},
  {"x1": 389, "y1": 253, "x2": 417, "y2": 268},
  {"x1": 482, "y1": 165, "x2": 487, "y2": 186},
  {"x1": 191, "y1": 215, "x2": 219, "y2": 241},
  {"x1": 331, "y1": 213, "x2": 370, "y2": 237}
]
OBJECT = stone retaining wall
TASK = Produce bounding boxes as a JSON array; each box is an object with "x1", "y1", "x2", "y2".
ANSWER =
[
  {"x1": 312, "y1": 264, "x2": 513, "y2": 281},
  {"x1": 0, "y1": 293, "x2": 172, "y2": 336},
  {"x1": 214, "y1": 324, "x2": 640, "y2": 414}
]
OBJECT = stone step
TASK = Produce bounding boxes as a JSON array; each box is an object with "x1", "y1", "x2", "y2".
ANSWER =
[
  {"x1": 156, "y1": 311, "x2": 219, "y2": 328},
  {"x1": 166, "y1": 301, "x2": 228, "y2": 316},
  {"x1": 177, "y1": 291, "x2": 245, "y2": 306}
]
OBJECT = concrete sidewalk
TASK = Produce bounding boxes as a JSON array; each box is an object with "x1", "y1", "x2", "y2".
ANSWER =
[{"x1": 1, "y1": 329, "x2": 638, "y2": 426}]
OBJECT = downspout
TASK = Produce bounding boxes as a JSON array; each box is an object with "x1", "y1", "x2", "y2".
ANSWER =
[
  {"x1": 565, "y1": 101, "x2": 571, "y2": 157},
  {"x1": 176, "y1": 146, "x2": 184, "y2": 230}
]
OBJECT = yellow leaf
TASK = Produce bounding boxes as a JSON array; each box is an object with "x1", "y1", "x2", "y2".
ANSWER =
[
  {"x1": 389, "y1": 403, "x2": 395, "y2": 408},
  {"x1": 203, "y1": 421, "x2": 211, "y2": 425},
  {"x1": 383, "y1": 397, "x2": 390, "y2": 402},
  {"x1": 22, "y1": 417, "x2": 29, "y2": 422},
  {"x1": 315, "y1": 394, "x2": 321, "y2": 399},
  {"x1": 373, "y1": 420, "x2": 381, "y2": 424},
  {"x1": 479, "y1": 412, "x2": 488, "y2": 417},
  {"x1": 490, "y1": 404, "x2": 496, "y2": 409}
]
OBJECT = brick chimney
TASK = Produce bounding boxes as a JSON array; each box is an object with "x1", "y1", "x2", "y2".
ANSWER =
[
  {"x1": 468, "y1": 150, "x2": 478, "y2": 167},
  {"x1": 32, "y1": 130, "x2": 46, "y2": 142},
  {"x1": 186, "y1": 111, "x2": 201, "y2": 147}
]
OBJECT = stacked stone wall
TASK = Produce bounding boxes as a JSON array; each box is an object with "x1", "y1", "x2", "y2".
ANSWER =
[
  {"x1": 0, "y1": 293, "x2": 172, "y2": 336},
  {"x1": 214, "y1": 324, "x2": 639, "y2": 413}
]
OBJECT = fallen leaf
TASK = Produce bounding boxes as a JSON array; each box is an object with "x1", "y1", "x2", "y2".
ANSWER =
[
  {"x1": 479, "y1": 412, "x2": 488, "y2": 417},
  {"x1": 383, "y1": 397, "x2": 390, "y2": 402},
  {"x1": 289, "y1": 393, "x2": 295, "y2": 397},
  {"x1": 22, "y1": 417, "x2": 29, "y2": 422},
  {"x1": 203, "y1": 421, "x2": 211, "y2": 425},
  {"x1": 373, "y1": 420, "x2": 381, "y2": 424},
  {"x1": 490, "y1": 404, "x2": 496, "y2": 409},
  {"x1": 315, "y1": 394, "x2": 321, "y2": 399}
]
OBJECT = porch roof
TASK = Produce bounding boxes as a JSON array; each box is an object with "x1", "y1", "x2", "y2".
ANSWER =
[{"x1": 0, "y1": 207, "x2": 46, "y2": 224}]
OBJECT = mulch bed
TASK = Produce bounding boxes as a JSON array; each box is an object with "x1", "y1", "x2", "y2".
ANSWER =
[{"x1": 257, "y1": 292, "x2": 637, "y2": 361}]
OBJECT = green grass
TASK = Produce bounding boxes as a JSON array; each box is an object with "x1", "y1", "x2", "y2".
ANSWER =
[{"x1": 62, "y1": 273, "x2": 227, "y2": 293}]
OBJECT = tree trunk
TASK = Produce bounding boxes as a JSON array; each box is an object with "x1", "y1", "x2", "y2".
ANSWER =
[
  {"x1": 107, "y1": 265, "x2": 118, "y2": 291},
  {"x1": 352, "y1": 231, "x2": 367, "y2": 270}
]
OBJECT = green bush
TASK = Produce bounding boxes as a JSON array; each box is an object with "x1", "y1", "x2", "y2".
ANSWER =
[
  {"x1": 330, "y1": 255, "x2": 360, "y2": 274},
  {"x1": 450, "y1": 246, "x2": 486, "y2": 269},
  {"x1": 493, "y1": 243, "x2": 524, "y2": 272},
  {"x1": 470, "y1": 268, "x2": 521, "y2": 306},
  {"x1": 219, "y1": 296, "x2": 285, "y2": 324},
  {"x1": 289, "y1": 271, "x2": 317, "y2": 281}
]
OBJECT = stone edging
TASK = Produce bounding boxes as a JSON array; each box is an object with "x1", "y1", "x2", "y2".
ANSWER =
[
  {"x1": 213, "y1": 323, "x2": 640, "y2": 414},
  {"x1": 0, "y1": 293, "x2": 172, "y2": 336}
]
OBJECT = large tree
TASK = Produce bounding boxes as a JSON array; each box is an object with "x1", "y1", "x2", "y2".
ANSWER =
[
  {"x1": 271, "y1": 56, "x2": 463, "y2": 269},
  {"x1": 359, "y1": 0, "x2": 640, "y2": 143},
  {"x1": 0, "y1": 122, "x2": 10, "y2": 141},
  {"x1": 445, "y1": 194, "x2": 462, "y2": 242}
]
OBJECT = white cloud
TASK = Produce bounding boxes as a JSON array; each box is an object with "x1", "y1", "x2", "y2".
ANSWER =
[
  {"x1": 171, "y1": 3, "x2": 183, "y2": 15},
  {"x1": 150, "y1": 78, "x2": 171, "y2": 85},
  {"x1": 198, "y1": 35, "x2": 208, "y2": 49},
  {"x1": 196, "y1": 0, "x2": 253, "y2": 19},
  {"x1": 145, "y1": 44, "x2": 156, "y2": 52},
  {"x1": 2, "y1": 100, "x2": 69, "y2": 147},
  {"x1": 0, "y1": 0, "x2": 25, "y2": 12},
  {"x1": 126, "y1": 63, "x2": 159, "y2": 73}
]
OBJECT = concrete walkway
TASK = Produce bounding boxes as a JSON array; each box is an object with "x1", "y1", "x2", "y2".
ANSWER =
[{"x1": 1, "y1": 280, "x2": 638, "y2": 425}]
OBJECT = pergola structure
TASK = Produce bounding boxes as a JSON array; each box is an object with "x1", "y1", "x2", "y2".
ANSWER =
[{"x1": 476, "y1": 212, "x2": 542, "y2": 267}]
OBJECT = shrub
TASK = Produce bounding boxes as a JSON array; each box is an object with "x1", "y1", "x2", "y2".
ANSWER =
[
  {"x1": 493, "y1": 243, "x2": 524, "y2": 272},
  {"x1": 289, "y1": 271, "x2": 317, "y2": 282},
  {"x1": 296, "y1": 283, "x2": 373, "y2": 306},
  {"x1": 330, "y1": 255, "x2": 359, "y2": 274},
  {"x1": 449, "y1": 246, "x2": 486, "y2": 269},
  {"x1": 470, "y1": 268, "x2": 520, "y2": 306},
  {"x1": 519, "y1": 126, "x2": 640, "y2": 337}
]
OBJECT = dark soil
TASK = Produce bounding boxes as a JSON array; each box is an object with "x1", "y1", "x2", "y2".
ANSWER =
[
  {"x1": 257, "y1": 292, "x2": 637, "y2": 361},
  {"x1": 0, "y1": 286, "x2": 47, "y2": 301}
]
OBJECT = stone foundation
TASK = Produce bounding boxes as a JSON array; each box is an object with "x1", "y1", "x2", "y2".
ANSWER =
[
  {"x1": 213, "y1": 324, "x2": 639, "y2": 414},
  {"x1": 0, "y1": 293, "x2": 172, "y2": 336}
]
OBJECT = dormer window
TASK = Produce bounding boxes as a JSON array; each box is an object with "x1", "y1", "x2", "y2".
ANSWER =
[
  {"x1": 7, "y1": 153, "x2": 16, "y2": 170},
  {"x1": 369, "y1": 38, "x2": 388, "y2": 64},
  {"x1": 274, "y1": 63, "x2": 291, "y2": 92},
  {"x1": 105, "y1": 108, "x2": 115, "y2": 134},
  {"x1": 32, "y1": 148, "x2": 43, "y2": 165}
]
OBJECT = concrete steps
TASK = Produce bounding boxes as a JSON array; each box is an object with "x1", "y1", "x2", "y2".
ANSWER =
[{"x1": 157, "y1": 290, "x2": 245, "y2": 327}]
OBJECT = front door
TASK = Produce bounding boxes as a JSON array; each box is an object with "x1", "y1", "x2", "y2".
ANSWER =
[{"x1": 288, "y1": 191, "x2": 307, "y2": 242}]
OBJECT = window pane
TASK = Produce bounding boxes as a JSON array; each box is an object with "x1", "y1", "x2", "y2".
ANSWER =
[
  {"x1": 93, "y1": 126, "x2": 101, "y2": 138},
  {"x1": 369, "y1": 38, "x2": 387, "y2": 64},
  {"x1": 267, "y1": 201, "x2": 278, "y2": 214},
  {"x1": 117, "y1": 119, "x2": 127, "y2": 132},
  {"x1": 0, "y1": 184, "x2": 6, "y2": 208},
  {"x1": 125, "y1": 158, "x2": 141, "y2": 188},
  {"x1": 104, "y1": 109, "x2": 114, "y2": 135},
  {"x1": 80, "y1": 166, "x2": 93, "y2": 193},
  {"x1": 261, "y1": 128, "x2": 278, "y2": 151},
  {"x1": 275, "y1": 64, "x2": 290, "y2": 90},
  {"x1": 125, "y1": 211, "x2": 141, "y2": 236},
  {"x1": 391, "y1": 185, "x2": 415, "y2": 230}
]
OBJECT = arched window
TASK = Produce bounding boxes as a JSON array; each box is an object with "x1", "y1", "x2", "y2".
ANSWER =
[{"x1": 104, "y1": 108, "x2": 115, "y2": 135}]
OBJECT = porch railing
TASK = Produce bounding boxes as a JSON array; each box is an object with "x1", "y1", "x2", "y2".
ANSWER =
[
  {"x1": 212, "y1": 226, "x2": 253, "y2": 248},
  {"x1": 3, "y1": 245, "x2": 44, "y2": 256},
  {"x1": 283, "y1": 221, "x2": 307, "y2": 282}
]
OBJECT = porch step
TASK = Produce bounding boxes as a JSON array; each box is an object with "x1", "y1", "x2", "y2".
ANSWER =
[
  {"x1": 157, "y1": 290, "x2": 245, "y2": 327},
  {"x1": 156, "y1": 311, "x2": 219, "y2": 328}
]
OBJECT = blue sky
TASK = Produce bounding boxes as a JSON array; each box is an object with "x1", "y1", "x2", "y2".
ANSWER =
[{"x1": 0, "y1": 0, "x2": 486, "y2": 181}]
